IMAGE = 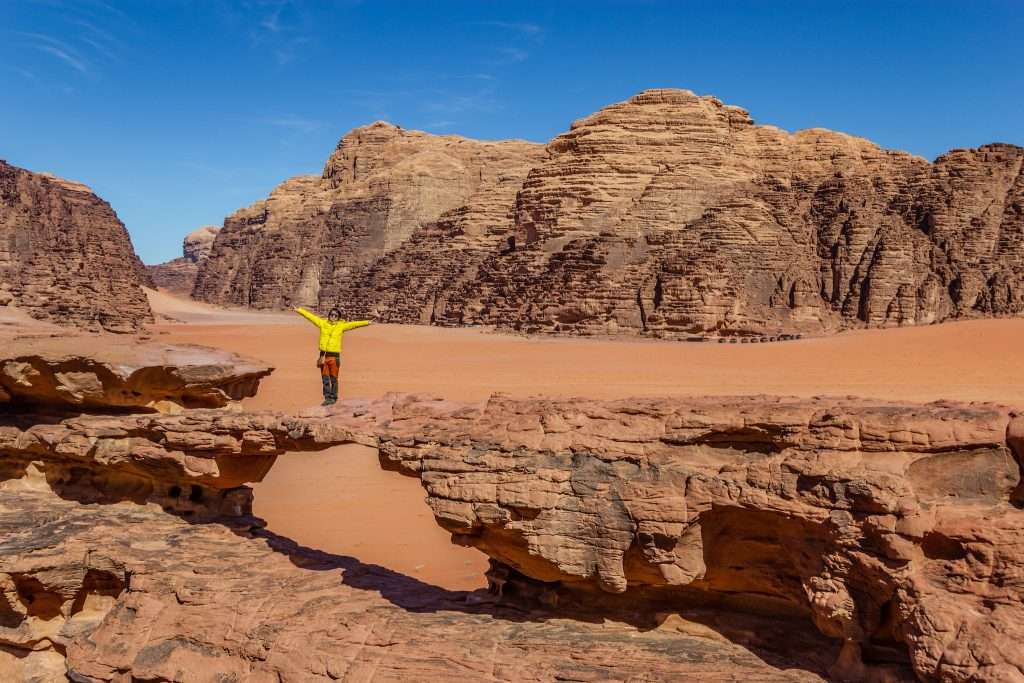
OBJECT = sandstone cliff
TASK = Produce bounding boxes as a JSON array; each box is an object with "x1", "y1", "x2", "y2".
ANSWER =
[
  {"x1": 195, "y1": 90, "x2": 1024, "y2": 337},
  {"x1": 192, "y1": 123, "x2": 545, "y2": 318},
  {"x1": 462, "y1": 91, "x2": 1024, "y2": 336},
  {"x1": 0, "y1": 160, "x2": 153, "y2": 332},
  {"x1": 146, "y1": 226, "x2": 219, "y2": 296}
]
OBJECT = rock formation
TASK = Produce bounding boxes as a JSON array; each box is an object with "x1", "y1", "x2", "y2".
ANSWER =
[
  {"x1": 0, "y1": 336, "x2": 272, "y2": 411},
  {"x1": 1, "y1": 488, "x2": 834, "y2": 682},
  {"x1": 194, "y1": 89, "x2": 1024, "y2": 337},
  {"x1": 192, "y1": 123, "x2": 545, "y2": 318},
  {"x1": 370, "y1": 393, "x2": 1024, "y2": 682},
  {"x1": 0, "y1": 160, "x2": 152, "y2": 333},
  {"x1": 4, "y1": 346, "x2": 1023, "y2": 681},
  {"x1": 146, "y1": 226, "x2": 220, "y2": 296},
  {"x1": 0, "y1": 343, "x2": 836, "y2": 682}
]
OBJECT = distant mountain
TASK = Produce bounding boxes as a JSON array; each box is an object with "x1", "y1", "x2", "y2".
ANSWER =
[
  {"x1": 147, "y1": 226, "x2": 220, "y2": 297},
  {"x1": 193, "y1": 89, "x2": 1024, "y2": 337}
]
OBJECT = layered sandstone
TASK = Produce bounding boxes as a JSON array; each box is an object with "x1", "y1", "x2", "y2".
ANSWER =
[
  {"x1": 1, "y1": 488, "x2": 834, "y2": 682},
  {"x1": 369, "y1": 394, "x2": 1024, "y2": 681},
  {"x1": 0, "y1": 337, "x2": 273, "y2": 411},
  {"x1": 146, "y1": 226, "x2": 220, "y2": 296},
  {"x1": 192, "y1": 123, "x2": 544, "y2": 317},
  {"x1": 194, "y1": 90, "x2": 1024, "y2": 337},
  {"x1": 0, "y1": 161, "x2": 152, "y2": 332},
  {"x1": 5, "y1": 369, "x2": 1023, "y2": 680}
]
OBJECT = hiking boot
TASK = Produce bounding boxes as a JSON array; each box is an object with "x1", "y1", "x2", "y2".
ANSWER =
[{"x1": 323, "y1": 398, "x2": 336, "y2": 406}]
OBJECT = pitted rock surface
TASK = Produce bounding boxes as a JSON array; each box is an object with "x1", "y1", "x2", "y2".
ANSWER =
[
  {"x1": 194, "y1": 89, "x2": 1024, "y2": 337},
  {"x1": 0, "y1": 160, "x2": 152, "y2": 332},
  {"x1": 364, "y1": 394, "x2": 1024, "y2": 682}
]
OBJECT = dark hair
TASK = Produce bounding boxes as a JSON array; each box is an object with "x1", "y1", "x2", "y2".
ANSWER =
[{"x1": 328, "y1": 308, "x2": 342, "y2": 319}]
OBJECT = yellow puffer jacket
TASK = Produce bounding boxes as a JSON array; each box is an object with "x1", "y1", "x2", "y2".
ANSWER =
[{"x1": 295, "y1": 308, "x2": 371, "y2": 353}]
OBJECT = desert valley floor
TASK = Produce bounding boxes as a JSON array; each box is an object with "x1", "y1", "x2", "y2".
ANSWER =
[{"x1": 145, "y1": 289, "x2": 1024, "y2": 592}]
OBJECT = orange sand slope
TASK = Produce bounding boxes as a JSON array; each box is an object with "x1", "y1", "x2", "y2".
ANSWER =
[{"x1": 153, "y1": 311, "x2": 1024, "y2": 411}]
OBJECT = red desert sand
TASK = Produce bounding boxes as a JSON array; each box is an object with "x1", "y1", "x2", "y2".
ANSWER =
[{"x1": 146, "y1": 289, "x2": 1024, "y2": 591}]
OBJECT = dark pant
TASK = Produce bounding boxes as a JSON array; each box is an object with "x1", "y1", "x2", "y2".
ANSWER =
[{"x1": 320, "y1": 353, "x2": 340, "y2": 401}]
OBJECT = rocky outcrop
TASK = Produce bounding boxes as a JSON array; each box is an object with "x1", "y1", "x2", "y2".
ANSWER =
[
  {"x1": 194, "y1": 90, "x2": 1024, "y2": 337},
  {"x1": 0, "y1": 160, "x2": 152, "y2": 332},
  {"x1": 0, "y1": 337, "x2": 272, "y2": 411},
  {"x1": 192, "y1": 123, "x2": 544, "y2": 316},
  {"x1": 366, "y1": 394, "x2": 1024, "y2": 682},
  {"x1": 1, "y1": 488, "x2": 835, "y2": 682},
  {"x1": 5, "y1": 373, "x2": 1023, "y2": 680},
  {"x1": 146, "y1": 226, "x2": 220, "y2": 296}
]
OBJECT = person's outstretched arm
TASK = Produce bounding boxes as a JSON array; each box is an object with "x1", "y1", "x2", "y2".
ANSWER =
[
  {"x1": 295, "y1": 307, "x2": 325, "y2": 327},
  {"x1": 341, "y1": 319, "x2": 371, "y2": 331}
]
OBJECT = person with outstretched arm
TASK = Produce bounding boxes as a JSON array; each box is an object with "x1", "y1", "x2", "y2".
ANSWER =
[{"x1": 294, "y1": 306, "x2": 371, "y2": 406}]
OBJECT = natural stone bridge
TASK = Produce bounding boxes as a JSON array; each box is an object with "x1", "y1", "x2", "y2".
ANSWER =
[{"x1": 2, "y1": 342, "x2": 1022, "y2": 682}]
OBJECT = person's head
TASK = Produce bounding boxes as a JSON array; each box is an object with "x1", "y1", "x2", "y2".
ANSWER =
[{"x1": 327, "y1": 308, "x2": 342, "y2": 323}]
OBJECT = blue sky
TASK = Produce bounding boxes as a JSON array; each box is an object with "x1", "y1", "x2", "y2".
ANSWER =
[{"x1": 2, "y1": 0, "x2": 1022, "y2": 264}]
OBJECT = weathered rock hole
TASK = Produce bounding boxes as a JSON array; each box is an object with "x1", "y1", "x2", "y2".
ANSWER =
[
  {"x1": 70, "y1": 569, "x2": 125, "y2": 616},
  {"x1": 168, "y1": 485, "x2": 182, "y2": 499},
  {"x1": 189, "y1": 485, "x2": 204, "y2": 503},
  {"x1": 920, "y1": 532, "x2": 968, "y2": 561},
  {"x1": 13, "y1": 576, "x2": 63, "y2": 620}
]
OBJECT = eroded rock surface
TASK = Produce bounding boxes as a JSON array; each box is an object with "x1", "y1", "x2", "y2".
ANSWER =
[
  {"x1": 5, "y1": 391, "x2": 1024, "y2": 679},
  {"x1": 194, "y1": 89, "x2": 1024, "y2": 337},
  {"x1": 146, "y1": 226, "x2": 220, "y2": 296},
  {"x1": 366, "y1": 394, "x2": 1024, "y2": 682},
  {"x1": 462, "y1": 91, "x2": 1024, "y2": 336},
  {"x1": 0, "y1": 161, "x2": 152, "y2": 333},
  {"x1": 0, "y1": 488, "x2": 834, "y2": 682},
  {"x1": 0, "y1": 338, "x2": 273, "y2": 411},
  {"x1": 192, "y1": 123, "x2": 544, "y2": 317}
]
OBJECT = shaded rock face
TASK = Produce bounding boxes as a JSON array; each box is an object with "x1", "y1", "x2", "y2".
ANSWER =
[
  {"x1": 192, "y1": 123, "x2": 545, "y2": 317},
  {"x1": 0, "y1": 337, "x2": 273, "y2": 412},
  {"x1": 0, "y1": 160, "x2": 152, "y2": 333},
  {"x1": 146, "y1": 226, "x2": 220, "y2": 296},
  {"x1": 195, "y1": 90, "x2": 1024, "y2": 337}
]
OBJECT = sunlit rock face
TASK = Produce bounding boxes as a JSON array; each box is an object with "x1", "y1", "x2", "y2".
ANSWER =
[
  {"x1": 0, "y1": 160, "x2": 152, "y2": 332},
  {"x1": 0, "y1": 337, "x2": 273, "y2": 412},
  {"x1": 461, "y1": 90, "x2": 1024, "y2": 337},
  {"x1": 195, "y1": 89, "x2": 1024, "y2": 337},
  {"x1": 192, "y1": 122, "x2": 545, "y2": 318},
  {"x1": 370, "y1": 393, "x2": 1024, "y2": 682}
]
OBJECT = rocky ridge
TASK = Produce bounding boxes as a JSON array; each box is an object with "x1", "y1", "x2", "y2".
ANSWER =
[
  {"x1": 0, "y1": 160, "x2": 152, "y2": 332},
  {"x1": 3, "y1": 349, "x2": 1023, "y2": 681},
  {"x1": 194, "y1": 89, "x2": 1024, "y2": 337},
  {"x1": 146, "y1": 226, "x2": 220, "y2": 296}
]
